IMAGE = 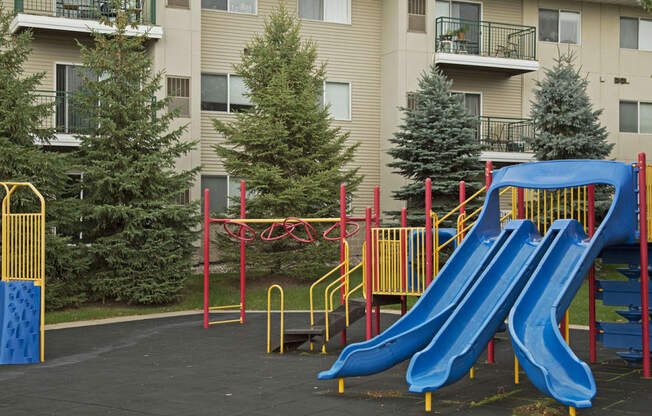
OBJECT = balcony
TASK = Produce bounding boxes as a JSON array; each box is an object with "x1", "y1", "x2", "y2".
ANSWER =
[
  {"x1": 435, "y1": 17, "x2": 539, "y2": 75},
  {"x1": 476, "y1": 116, "x2": 535, "y2": 162},
  {"x1": 11, "y1": 0, "x2": 162, "y2": 38},
  {"x1": 35, "y1": 90, "x2": 94, "y2": 146}
]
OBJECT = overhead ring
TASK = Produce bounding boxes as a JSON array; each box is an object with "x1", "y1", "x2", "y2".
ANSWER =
[
  {"x1": 322, "y1": 221, "x2": 361, "y2": 241},
  {"x1": 223, "y1": 220, "x2": 256, "y2": 242},
  {"x1": 260, "y1": 222, "x2": 296, "y2": 241},
  {"x1": 283, "y1": 217, "x2": 315, "y2": 243}
]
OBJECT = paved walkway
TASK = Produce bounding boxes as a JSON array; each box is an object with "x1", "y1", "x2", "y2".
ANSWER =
[{"x1": 0, "y1": 312, "x2": 649, "y2": 415}]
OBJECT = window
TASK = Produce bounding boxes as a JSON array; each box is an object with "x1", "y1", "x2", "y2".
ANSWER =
[
  {"x1": 452, "y1": 92, "x2": 481, "y2": 116},
  {"x1": 322, "y1": 82, "x2": 351, "y2": 120},
  {"x1": 620, "y1": 101, "x2": 652, "y2": 134},
  {"x1": 201, "y1": 73, "x2": 252, "y2": 113},
  {"x1": 539, "y1": 9, "x2": 580, "y2": 44},
  {"x1": 408, "y1": 0, "x2": 426, "y2": 32},
  {"x1": 620, "y1": 17, "x2": 652, "y2": 51},
  {"x1": 201, "y1": 175, "x2": 242, "y2": 214},
  {"x1": 201, "y1": 0, "x2": 256, "y2": 14},
  {"x1": 56, "y1": 64, "x2": 97, "y2": 134},
  {"x1": 298, "y1": 0, "x2": 350, "y2": 24},
  {"x1": 167, "y1": 77, "x2": 190, "y2": 118},
  {"x1": 167, "y1": 0, "x2": 190, "y2": 8}
]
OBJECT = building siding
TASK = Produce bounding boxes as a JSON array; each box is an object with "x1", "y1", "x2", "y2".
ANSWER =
[{"x1": 200, "y1": 0, "x2": 383, "y2": 214}]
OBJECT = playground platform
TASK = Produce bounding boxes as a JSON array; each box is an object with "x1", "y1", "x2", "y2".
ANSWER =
[{"x1": 0, "y1": 312, "x2": 649, "y2": 416}]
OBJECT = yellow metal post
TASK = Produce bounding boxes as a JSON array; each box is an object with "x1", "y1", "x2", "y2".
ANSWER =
[
  {"x1": 514, "y1": 355, "x2": 519, "y2": 384},
  {"x1": 469, "y1": 367, "x2": 474, "y2": 379},
  {"x1": 266, "y1": 284, "x2": 284, "y2": 354},
  {"x1": 338, "y1": 378, "x2": 344, "y2": 393},
  {"x1": 569, "y1": 406, "x2": 576, "y2": 416},
  {"x1": 425, "y1": 392, "x2": 432, "y2": 412}
]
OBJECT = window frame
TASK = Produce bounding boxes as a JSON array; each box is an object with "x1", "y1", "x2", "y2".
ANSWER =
[
  {"x1": 201, "y1": 0, "x2": 258, "y2": 15},
  {"x1": 450, "y1": 90, "x2": 483, "y2": 116},
  {"x1": 322, "y1": 81, "x2": 352, "y2": 121},
  {"x1": 201, "y1": 174, "x2": 242, "y2": 215},
  {"x1": 297, "y1": 0, "x2": 352, "y2": 25},
  {"x1": 167, "y1": 0, "x2": 190, "y2": 9},
  {"x1": 201, "y1": 73, "x2": 252, "y2": 114},
  {"x1": 619, "y1": 100, "x2": 652, "y2": 134},
  {"x1": 620, "y1": 16, "x2": 652, "y2": 51},
  {"x1": 166, "y1": 75, "x2": 191, "y2": 118},
  {"x1": 538, "y1": 8, "x2": 581, "y2": 45}
]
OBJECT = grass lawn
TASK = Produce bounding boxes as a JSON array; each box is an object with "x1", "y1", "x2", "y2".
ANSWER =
[{"x1": 45, "y1": 263, "x2": 630, "y2": 326}]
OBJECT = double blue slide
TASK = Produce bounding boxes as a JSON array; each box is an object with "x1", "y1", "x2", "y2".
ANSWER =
[{"x1": 319, "y1": 160, "x2": 637, "y2": 408}]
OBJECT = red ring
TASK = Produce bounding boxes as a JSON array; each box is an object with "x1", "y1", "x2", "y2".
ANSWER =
[
  {"x1": 223, "y1": 220, "x2": 256, "y2": 241},
  {"x1": 260, "y1": 222, "x2": 296, "y2": 241},
  {"x1": 283, "y1": 217, "x2": 315, "y2": 243},
  {"x1": 323, "y1": 222, "x2": 361, "y2": 241}
]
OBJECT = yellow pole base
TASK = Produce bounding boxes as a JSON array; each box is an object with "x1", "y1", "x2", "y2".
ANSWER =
[
  {"x1": 469, "y1": 367, "x2": 474, "y2": 379},
  {"x1": 514, "y1": 355, "x2": 519, "y2": 385},
  {"x1": 338, "y1": 378, "x2": 344, "y2": 394},
  {"x1": 310, "y1": 342, "x2": 314, "y2": 352},
  {"x1": 321, "y1": 345, "x2": 327, "y2": 354},
  {"x1": 425, "y1": 391, "x2": 432, "y2": 412},
  {"x1": 569, "y1": 407, "x2": 576, "y2": 416}
]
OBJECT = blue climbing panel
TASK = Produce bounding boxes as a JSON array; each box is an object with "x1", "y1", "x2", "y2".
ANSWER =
[{"x1": 0, "y1": 281, "x2": 42, "y2": 364}]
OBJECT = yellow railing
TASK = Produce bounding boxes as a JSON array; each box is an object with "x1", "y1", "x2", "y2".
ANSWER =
[
  {"x1": 345, "y1": 242, "x2": 366, "y2": 326},
  {"x1": 519, "y1": 187, "x2": 589, "y2": 235},
  {"x1": 1, "y1": 182, "x2": 45, "y2": 362},
  {"x1": 310, "y1": 240, "x2": 349, "y2": 327},
  {"x1": 323, "y1": 260, "x2": 364, "y2": 342},
  {"x1": 371, "y1": 227, "x2": 427, "y2": 296},
  {"x1": 266, "y1": 284, "x2": 284, "y2": 354}
]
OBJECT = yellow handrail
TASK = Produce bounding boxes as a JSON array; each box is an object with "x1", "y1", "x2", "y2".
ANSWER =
[
  {"x1": 266, "y1": 284, "x2": 284, "y2": 354},
  {"x1": 309, "y1": 240, "x2": 349, "y2": 326},
  {"x1": 436, "y1": 185, "x2": 487, "y2": 225},
  {"x1": 323, "y1": 259, "x2": 364, "y2": 342}
]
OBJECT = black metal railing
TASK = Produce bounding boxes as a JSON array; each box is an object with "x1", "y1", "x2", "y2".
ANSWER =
[
  {"x1": 435, "y1": 17, "x2": 536, "y2": 61},
  {"x1": 34, "y1": 90, "x2": 95, "y2": 135},
  {"x1": 14, "y1": 0, "x2": 156, "y2": 25},
  {"x1": 475, "y1": 116, "x2": 533, "y2": 153}
]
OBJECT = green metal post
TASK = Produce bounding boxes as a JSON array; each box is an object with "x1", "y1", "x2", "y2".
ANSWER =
[
  {"x1": 150, "y1": 0, "x2": 156, "y2": 24},
  {"x1": 15, "y1": 0, "x2": 24, "y2": 13}
]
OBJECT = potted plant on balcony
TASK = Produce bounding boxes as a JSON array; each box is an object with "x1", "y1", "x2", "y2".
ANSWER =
[
  {"x1": 442, "y1": 29, "x2": 456, "y2": 41},
  {"x1": 457, "y1": 25, "x2": 470, "y2": 40}
]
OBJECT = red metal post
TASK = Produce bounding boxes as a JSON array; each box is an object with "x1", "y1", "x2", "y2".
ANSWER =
[
  {"x1": 401, "y1": 208, "x2": 408, "y2": 316},
  {"x1": 638, "y1": 153, "x2": 650, "y2": 378},
  {"x1": 374, "y1": 186, "x2": 381, "y2": 335},
  {"x1": 365, "y1": 207, "x2": 373, "y2": 340},
  {"x1": 459, "y1": 181, "x2": 466, "y2": 216},
  {"x1": 240, "y1": 180, "x2": 246, "y2": 324},
  {"x1": 588, "y1": 185, "x2": 597, "y2": 362},
  {"x1": 425, "y1": 178, "x2": 433, "y2": 287},
  {"x1": 203, "y1": 189, "x2": 210, "y2": 329},
  {"x1": 485, "y1": 161, "x2": 495, "y2": 364},
  {"x1": 517, "y1": 188, "x2": 524, "y2": 219},
  {"x1": 340, "y1": 184, "x2": 347, "y2": 345}
]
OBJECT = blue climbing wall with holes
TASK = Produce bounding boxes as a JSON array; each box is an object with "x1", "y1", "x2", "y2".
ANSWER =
[{"x1": 0, "y1": 281, "x2": 41, "y2": 364}]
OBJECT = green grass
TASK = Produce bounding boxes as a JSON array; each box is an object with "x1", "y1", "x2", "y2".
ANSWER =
[{"x1": 45, "y1": 263, "x2": 630, "y2": 326}]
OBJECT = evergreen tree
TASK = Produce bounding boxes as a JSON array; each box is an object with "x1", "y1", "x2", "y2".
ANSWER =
[
  {"x1": 642, "y1": 0, "x2": 652, "y2": 14},
  {"x1": 213, "y1": 4, "x2": 362, "y2": 276},
  {"x1": 75, "y1": 3, "x2": 199, "y2": 304},
  {"x1": 387, "y1": 64, "x2": 482, "y2": 225},
  {"x1": 0, "y1": 6, "x2": 88, "y2": 310},
  {"x1": 529, "y1": 51, "x2": 613, "y2": 160}
]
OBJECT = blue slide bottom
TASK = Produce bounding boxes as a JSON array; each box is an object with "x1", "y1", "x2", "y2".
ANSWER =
[
  {"x1": 318, "y1": 220, "x2": 508, "y2": 379},
  {"x1": 407, "y1": 220, "x2": 551, "y2": 392},
  {"x1": 0, "y1": 281, "x2": 41, "y2": 364}
]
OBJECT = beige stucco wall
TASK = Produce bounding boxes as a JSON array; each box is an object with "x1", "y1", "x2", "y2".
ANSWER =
[
  {"x1": 200, "y1": 0, "x2": 383, "y2": 216},
  {"x1": 523, "y1": 0, "x2": 652, "y2": 164}
]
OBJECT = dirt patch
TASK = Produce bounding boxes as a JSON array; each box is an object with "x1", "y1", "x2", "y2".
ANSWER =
[{"x1": 512, "y1": 399, "x2": 565, "y2": 416}]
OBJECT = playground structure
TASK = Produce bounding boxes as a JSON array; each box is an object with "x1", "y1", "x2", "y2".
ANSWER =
[
  {"x1": 204, "y1": 156, "x2": 651, "y2": 414},
  {"x1": 0, "y1": 182, "x2": 45, "y2": 364}
]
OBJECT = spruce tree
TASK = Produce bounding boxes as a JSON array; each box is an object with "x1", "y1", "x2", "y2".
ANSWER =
[
  {"x1": 530, "y1": 51, "x2": 613, "y2": 160},
  {"x1": 0, "y1": 6, "x2": 88, "y2": 309},
  {"x1": 387, "y1": 64, "x2": 482, "y2": 225},
  {"x1": 75, "y1": 3, "x2": 199, "y2": 304},
  {"x1": 213, "y1": 4, "x2": 362, "y2": 276}
]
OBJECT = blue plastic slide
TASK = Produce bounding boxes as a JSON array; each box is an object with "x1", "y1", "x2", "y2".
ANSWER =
[
  {"x1": 407, "y1": 219, "x2": 551, "y2": 392},
  {"x1": 508, "y1": 161, "x2": 636, "y2": 408},
  {"x1": 318, "y1": 198, "x2": 506, "y2": 379}
]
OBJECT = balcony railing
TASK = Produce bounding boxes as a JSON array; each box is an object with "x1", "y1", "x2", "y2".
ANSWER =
[
  {"x1": 435, "y1": 17, "x2": 536, "y2": 61},
  {"x1": 14, "y1": 0, "x2": 156, "y2": 25},
  {"x1": 34, "y1": 90, "x2": 95, "y2": 135},
  {"x1": 475, "y1": 116, "x2": 533, "y2": 153}
]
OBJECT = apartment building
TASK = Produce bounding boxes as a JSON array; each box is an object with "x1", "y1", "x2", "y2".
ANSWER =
[{"x1": 9, "y1": 0, "x2": 652, "y2": 216}]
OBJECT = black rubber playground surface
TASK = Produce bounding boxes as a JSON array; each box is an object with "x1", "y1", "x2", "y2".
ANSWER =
[{"x1": 0, "y1": 312, "x2": 650, "y2": 415}]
